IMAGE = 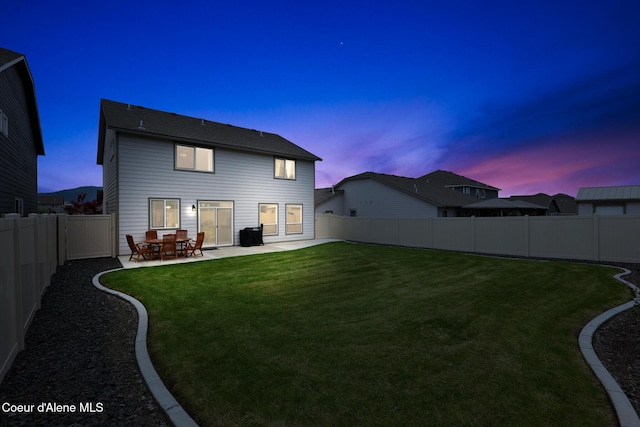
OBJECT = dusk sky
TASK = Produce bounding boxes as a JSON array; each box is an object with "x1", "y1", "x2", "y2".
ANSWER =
[{"x1": 3, "y1": 1, "x2": 639, "y2": 197}]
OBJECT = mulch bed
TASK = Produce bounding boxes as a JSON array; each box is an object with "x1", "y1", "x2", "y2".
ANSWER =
[{"x1": 0, "y1": 258, "x2": 168, "y2": 426}]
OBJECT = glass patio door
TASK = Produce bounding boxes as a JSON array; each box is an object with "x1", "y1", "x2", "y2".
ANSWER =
[{"x1": 198, "y1": 201, "x2": 233, "y2": 247}]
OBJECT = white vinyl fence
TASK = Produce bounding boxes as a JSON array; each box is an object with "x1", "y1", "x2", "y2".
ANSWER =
[
  {"x1": 1, "y1": 214, "x2": 115, "y2": 384},
  {"x1": 316, "y1": 214, "x2": 640, "y2": 263}
]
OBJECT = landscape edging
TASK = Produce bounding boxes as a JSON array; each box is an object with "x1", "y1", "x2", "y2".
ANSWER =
[
  {"x1": 93, "y1": 269, "x2": 199, "y2": 427},
  {"x1": 579, "y1": 268, "x2": 640, "y2": 427}
]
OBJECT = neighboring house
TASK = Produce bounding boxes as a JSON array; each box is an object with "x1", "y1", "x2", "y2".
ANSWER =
[
  {"x1": 576, "y1": 185, "x2": 640, "y2": 215},
  {"x1": 461, "y1": 198, "x2": 548, "y2": 217},
  {"x1": 315, "y1": 170, "x2": 500, "y2": 218},
  {"x1": 506, "y1": 193, "x2": 577, "y2": 216},
  {"x1": 37, "y1": 195, "x2": 65, "y2": 213},
  {"x1": 0, "y1": 47, "x2": 45, "y2": 217},
  {"x1": 97, "y1": 99, "x2": 322, "y2": 255}
]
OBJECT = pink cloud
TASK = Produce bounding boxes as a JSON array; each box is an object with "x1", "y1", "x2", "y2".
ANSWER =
[{"x1": 448, "y1": 132, "x2": 640, "y2": 197}]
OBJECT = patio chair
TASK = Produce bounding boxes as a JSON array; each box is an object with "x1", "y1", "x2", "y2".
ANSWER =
[
  {"x1": 126, "y1": 234, "x2": 150, "y2": 261},
  {"x1": 186, "y1": 231, "x2": 205, "y2": 257},
  {"x1": 176, "y1": 229, "x2": 189, "y2": 255},
  {"x1": 145, "y1": 230, "x2": 160, "y2": 258},
  {"x1": 160, "y1": 233, "x2": 179, "y2": 261}
]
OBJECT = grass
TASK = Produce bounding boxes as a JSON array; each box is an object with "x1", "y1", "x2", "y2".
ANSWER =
[{"x1": 100, "y1": 242, "x2": 631, "y2": 426}]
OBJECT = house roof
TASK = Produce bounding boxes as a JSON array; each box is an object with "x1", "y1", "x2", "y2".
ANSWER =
[
  {"x1": 507, "y1": 193, "x2": 553, "y2": 207},
  {"x1": 97, "y1": 99, "x2": 321, "y2": 164},
  {"x1": 553, "y1": 194, "x2": 578, "y2": 214},
  {"x1": 576, "y1": 185, "x2": 640, "y2": 201},
  {"x1": 418, "y1": 169, "x2": 501, "y2": 191},
  {"x1": 463, "y1": 198, "x2": 547, "y2": 210},
  {"x1": 335, "y1": 171, "x2": 489, "y2": 208},
  {"x1": 315, "y1": 187, "x2": 344, "y2": 206},
  {"x1": 0, "y1": 47, "x2": 44, "y2": 155}
]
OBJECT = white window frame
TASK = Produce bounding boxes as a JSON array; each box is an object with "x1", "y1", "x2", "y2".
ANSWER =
[
  {"x1": 286, "y1": 204, "x2": 303, "y2": 234},
  {"x1": 275, "y1": 157, "x2": 296, "y2": 180},
  {"x1": 149, "y1": 198, "x2": 180, "y2": 229},
  {"x1": 259, "y1": 203, "x2": 278, "y2": 236},
  {"x1": 175, "y1": 144, "x2": 214, "y2": 172}
]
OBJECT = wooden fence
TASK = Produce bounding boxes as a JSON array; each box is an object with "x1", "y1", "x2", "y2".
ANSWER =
[
  {"x1": 316, "y1": 214, "x2": 640, "y2": 263},
  {"x1": 0, "y1": 214, "x2": 114, "y2": 384}
]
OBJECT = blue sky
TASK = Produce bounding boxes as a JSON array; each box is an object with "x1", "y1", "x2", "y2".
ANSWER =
[{"x1": 3, "y1": 0, "x2": 639, "y2": 196}]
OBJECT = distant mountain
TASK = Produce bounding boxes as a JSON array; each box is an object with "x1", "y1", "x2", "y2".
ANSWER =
[{"x1": 38, "y1": 186, "x2": 102, "y2": 203}]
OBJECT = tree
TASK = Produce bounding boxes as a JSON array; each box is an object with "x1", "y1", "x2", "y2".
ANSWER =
[{"x1": 63, "y1": 192, "x2": 101, "y2": 215}]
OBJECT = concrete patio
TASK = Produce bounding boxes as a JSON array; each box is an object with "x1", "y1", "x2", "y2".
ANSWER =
[{"x1": 118, "y1": 238, "x2": 342, "y2": 269}]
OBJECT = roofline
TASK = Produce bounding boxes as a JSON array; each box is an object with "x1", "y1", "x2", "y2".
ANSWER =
[
  {"x1": 98, "y1": 99, "x2": 321, "y2": 164},
  {"x1": 105, "y1": 124, "x2": 321, "y2": 162},
  {"x1": 335, "y1": 172, "x2": 447, "y2": 207},
  {"x1": 0, "y1": 54, "x2": 44, "y2": 155}
]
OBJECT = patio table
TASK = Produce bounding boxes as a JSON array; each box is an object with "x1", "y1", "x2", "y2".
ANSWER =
[{"x1": 145, "y1": 237, "x2": 192, "y2": 259}]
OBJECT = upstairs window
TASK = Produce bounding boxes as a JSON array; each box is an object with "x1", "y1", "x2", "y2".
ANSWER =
[
  {"x1": 176, "y1": 144, "x2": 214, "y2": 172},
  {"x1": 0, "y1": 110, "x2": 8, "y2": 137},
  {"x1": 275, "y1": 158, "x2": 295, "y2": 180}
]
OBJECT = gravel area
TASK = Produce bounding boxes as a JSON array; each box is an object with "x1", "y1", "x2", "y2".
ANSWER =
[
  {"x1": 593, "y1": 264, "x2": 640, "y2": 418},
  {"x1": 0, "y1": 257, "x2": 638, "y2": 426},
  {"x1": 0, "y1": 258, "x2": 169, "y2": 426}
]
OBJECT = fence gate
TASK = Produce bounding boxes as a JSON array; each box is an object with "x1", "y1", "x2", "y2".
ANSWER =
[{"x1": 65, "y1": 214, "x2": 115, "y2": 260}]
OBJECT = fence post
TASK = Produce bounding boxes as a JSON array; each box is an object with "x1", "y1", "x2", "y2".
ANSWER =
[
  {"x1": 28, "y1": 214, "x2": 41, "y2": 309},
  {"x1": 57, "y1": 215, "x2": 67, "y2": 266},
  {"x1": 111, "y1": 213, "x2": 117, "y2": 258},
  {"x1": 471, "y1": 216, "x2": 476, "y2": 253},
  {"x1": 524, "y1": 215, "x2": 530, "y2": 258},
  {"x1": 593, "y1": 214, "x2": 600, "y2": 261},
  {"x1": 7, "y1": 214, "x2": 25, "y2": 352}
]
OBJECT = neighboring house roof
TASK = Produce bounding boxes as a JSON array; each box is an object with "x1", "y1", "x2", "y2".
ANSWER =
[
  {"x1": 97, "y1": 99, "x2": 321, "y2": 164},
  {"x1": 463, "y1": 198, "x2": 547, "y2": 210},
  {"x1": 508, "y1": 192, "x2": 578, "y2": 215},
  {"x1": 335, "y1": 171, "x2": 489, "y2": 208},
  {"x1": 0, "y1": 47, "x2": 44, "y2": 155},
  {"x1": 576, "y1": 185, "x2": 640, "y2": 201},
  {"x1": 315, "y1": 187, "x2": 344, "y2": 206},
  {"x1": 553, "y1": 194, "x2": 578, "y2": 214},
  {"x1": 418, "y1": 169, "x2": 501, "y2": 192}
]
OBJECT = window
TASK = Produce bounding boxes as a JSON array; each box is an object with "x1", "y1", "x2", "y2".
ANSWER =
[
  {"x1": 286, "y1": 204, "x2": 303, "y2": 234},
  {"x1": 259, "y1": 204, "x2": 278, "y2": 235},
  {"x1": 349, "y1": 209, "x2": 357, "y2": 217},
  {"x1": 150, "y1": 199, "x2": 180, "y2": 229},
  {"x1": 475, "y1": 188, "x2": 485, "y2": 198},
  {"x1": 275, "y1": 158, "x2": 295, "y2": 180},
  {"x1": 0, "y1": 109, "x2": 8, "y2": 137},
  {"x1": 176, "y1": 144, "x2": 213, "y2": 172},
  {"x1": 14, "y1": 198, "x2": 23, "y2": 216}
]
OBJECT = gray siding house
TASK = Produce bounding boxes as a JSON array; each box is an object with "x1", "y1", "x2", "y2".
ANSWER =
[
  {"x1": 316, "y1": 170, "x2": 499, "y2": 218},
  {"x1": 97, "y1": 99, "x2": 321, "y2": 255},
  {"x1": 576, "y1": 185, "x2": 640, "y2": 215},
  {"x1": 0, "y1": 47, "x2": 44, "y2": 216}
]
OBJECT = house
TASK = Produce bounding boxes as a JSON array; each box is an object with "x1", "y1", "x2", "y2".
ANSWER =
[
  {"x1": 37, "y1": 195, "x2": 65, "y2": 213},
  {"x1": 576, "y1": 185, "x2": 640, "y2": 215},
  {"x1": 97, "y1": 99, "x2": 322, "y2": 255},
  {"x1": 315, "y1": 170, "x2": 500, "y2": 217},
  {"x1": 461, "y1": 198, "x2": 548, "y2": 217},
  {"x1": 506, "y1": 193, "x2": 577, "y2": 215},
  {"x1": 0, "y1": 47, "x2": 45, "y2": 216}
]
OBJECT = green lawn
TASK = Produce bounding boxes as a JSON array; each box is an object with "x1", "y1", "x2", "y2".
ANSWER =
[{"x1": 100, "y1": 242, "x2": 631, "y2": 427}]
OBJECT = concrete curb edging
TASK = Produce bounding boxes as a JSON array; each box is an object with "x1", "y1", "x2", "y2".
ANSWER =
[
  {"x1": 579, "y1": 268, "x2": 640, "y2": 427},
  {"x1": 93, "y1": 269, "x2": 199, "y2": 427}
]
